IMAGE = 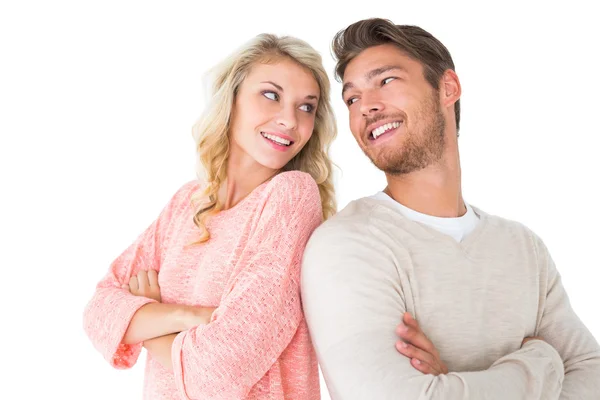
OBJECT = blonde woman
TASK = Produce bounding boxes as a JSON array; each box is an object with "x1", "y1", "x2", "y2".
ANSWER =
[{"x1": 83, "y1": 34, "x2": 336, "y2": 399}]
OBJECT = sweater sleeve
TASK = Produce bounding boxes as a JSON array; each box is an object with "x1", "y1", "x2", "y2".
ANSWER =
[
  {"x1": 301, "y1": 224, "x2": 565, "y2": 400},
  {"x1": 83, "y1": 181, "x2": 196, "y2": 369},
  {"x1": 170, "y1": 172, "x2": 322, "y2": 399},
  {"x1": 531, "y1": 233, "x2": 600, "y2": 399}
]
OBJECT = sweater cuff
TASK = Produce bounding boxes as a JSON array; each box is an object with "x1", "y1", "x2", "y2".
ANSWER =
[
  {"x1": 171, "y1": 330, "x2": 192, "y2": 399},
  {"x1": 108, "y1": 295, "x2": 158, "y2": 369}
]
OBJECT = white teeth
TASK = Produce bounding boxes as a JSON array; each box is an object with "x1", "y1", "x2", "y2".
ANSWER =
[
  {"x1": 371, "y1": 121, "x2": 401, "y2": 139},
  {"x1": 261, "y1": 132, "x2": 291, "y2": 146}
]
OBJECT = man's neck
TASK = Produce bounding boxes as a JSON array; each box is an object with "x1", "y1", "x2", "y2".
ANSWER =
[{"x1": 384, "y1": 154, "x2": 465, "y2": 218}]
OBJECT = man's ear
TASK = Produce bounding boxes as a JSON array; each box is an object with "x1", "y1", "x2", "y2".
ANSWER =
[{"x1": 441, "y1": 69, "x2": 461, "y2": 108}]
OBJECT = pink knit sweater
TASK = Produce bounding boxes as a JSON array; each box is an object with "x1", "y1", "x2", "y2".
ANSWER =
[{"x1": 83, "y1": 171, "x2": 322, "y2": 399}]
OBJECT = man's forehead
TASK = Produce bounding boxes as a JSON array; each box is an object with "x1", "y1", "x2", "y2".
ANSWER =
[{"x1": 343, "y1": 46, "x2": 411, "y2": 82}]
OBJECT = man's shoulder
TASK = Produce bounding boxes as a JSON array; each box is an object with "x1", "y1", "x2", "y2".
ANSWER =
[
  {"x1": 475, "y1": 206, "x2": 542, "y2": 246},
  {"x1": 323, "y1": 196, "x2": 381, "y2": 228},
  {"x1": 303, "y1": 197, "x2": 395, "y2": 270},
  {"x1": 302, "y1": 197, "x2": 401, "y2": 288},
  {"x1": 311, "y1": 197, "x2": 379, "y2": 238}
]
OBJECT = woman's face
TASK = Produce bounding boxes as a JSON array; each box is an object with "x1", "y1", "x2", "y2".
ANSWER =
[{"x1": 229, "y1": 57, "x2": 320, "y2": 172}]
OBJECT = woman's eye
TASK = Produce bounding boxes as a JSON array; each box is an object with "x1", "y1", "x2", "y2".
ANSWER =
[
  {"x1": 299, "y1": 104, "x2": 314, "y2": 112},
  {"x1": 263, "y1": 91, "x2": 279, "y2": 101},
  {"x1": 382, "y1": 77, "x2": 396, "y2": 85}
]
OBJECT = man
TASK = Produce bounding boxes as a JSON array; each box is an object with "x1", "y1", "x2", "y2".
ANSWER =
[{"x1": 301, "y1": 18, "x2": 600, "y2": 399}]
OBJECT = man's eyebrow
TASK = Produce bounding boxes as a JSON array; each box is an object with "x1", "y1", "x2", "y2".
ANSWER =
[
  {"x1": 342, "y1": 65, "x2": 405, "y2": 97},
  {"x1": 366, "y1": 65, "x2": 405, "y2": 81},
  {"x1": 342, "y1": 82, "x2": 355, "y2": 97}
]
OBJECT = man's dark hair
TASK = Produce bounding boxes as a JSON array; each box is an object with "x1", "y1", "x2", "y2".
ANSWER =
[{"x1": 333, "y1": 18, "x2": 460, "y2": 132}]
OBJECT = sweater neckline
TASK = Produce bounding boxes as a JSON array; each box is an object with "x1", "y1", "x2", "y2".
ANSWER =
[
  {"x1": 202, "y1": 179, "x2": 271, "y2": 223},
  {"x1": 365, "y1": 197, "x2": 490, "y2": 253}
]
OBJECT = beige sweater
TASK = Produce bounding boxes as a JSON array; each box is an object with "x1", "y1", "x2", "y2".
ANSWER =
[{"x1": 301, "y1": 197, "x2": 600, "y2": 399}]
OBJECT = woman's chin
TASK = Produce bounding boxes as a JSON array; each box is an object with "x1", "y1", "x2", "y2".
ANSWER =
[{"x1": 253, "y1": 155, "x2": 293, "y2": 171}]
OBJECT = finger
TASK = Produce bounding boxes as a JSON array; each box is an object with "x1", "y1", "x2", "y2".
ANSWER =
[
  {"x1": 399, "y1": 338, "x2": 448, "y2": 374},
  {"x1": 441, "y1": 362, "x2": 449, "y2": 374},
  {"x1": 396, "y1": 323, "x2": 438, "y2": 356},
  {"x1": 121, "y1": 284, "x2": 130, "y2": 291},
  {"x1": 137, "y1": 270, "x2": 149, "y2": 290},
  {"x1": 147, "y1": 269, "x2": 159, "y2": 288},
  {"x1": 410, "y1": 357, "x2": 439, "y2": 375},
  {"x1": 403, "y1": 312, "x2": 419, "y2": 329},
  {"x1": 402, "y1": 314, "x2": 438, "y2": 356},
  {"x1": 129, "y1": 276, "x2": 139, "y2": 292},
  {"x1": 395, "y1": 340, "x2": 442, "y2": 375}
]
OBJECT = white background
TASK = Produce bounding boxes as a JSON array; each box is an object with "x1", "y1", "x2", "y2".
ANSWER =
[{"x1": 1, "y1": 1, "x2": 598, "y2": 398}]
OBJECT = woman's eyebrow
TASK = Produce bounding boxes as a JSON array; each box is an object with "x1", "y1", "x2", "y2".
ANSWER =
[
  {"x1": 261, "y1": 81, "x2": 283, "y2": 91},
  {"x1": 262, "y1": 81, "x2": 318, "y2": 100}
]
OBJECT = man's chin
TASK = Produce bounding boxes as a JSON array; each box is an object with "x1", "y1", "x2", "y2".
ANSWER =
[
  {"x1": 367, "y1": 150, "x2": 399, "y2": 172},
  {"x1": 373, "y1": 158, "x2": 426, "y2": 176},
  {"x1": 370, "y1": 158, "x2": 400, "y2": 174}
]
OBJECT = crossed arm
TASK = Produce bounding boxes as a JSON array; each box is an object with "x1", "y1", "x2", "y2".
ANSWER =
[
  {"x1": 301, "y1": 227, "x2": 600, "y2": 400},
  {"x1": 120, "y1": 269, "x2": 216, "y2": 371},
  {"x1": 393, "y1": 301, "x2": 599, "y2": 400},
  {"x1": 394, "y1": 312, "x2": 545, "y2": 377},
  {"x1": 83, "y1": 173, "x2": 323, "y2": 398}
]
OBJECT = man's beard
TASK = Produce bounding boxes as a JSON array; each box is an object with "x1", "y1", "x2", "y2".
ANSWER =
[{"x1": 365, "y1": 94, "x2": 446, "y2": 175}]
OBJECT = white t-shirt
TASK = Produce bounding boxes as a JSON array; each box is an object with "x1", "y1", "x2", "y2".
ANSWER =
[{"x1": 370, "y1": 191, "x2": 479, "y2": 242}]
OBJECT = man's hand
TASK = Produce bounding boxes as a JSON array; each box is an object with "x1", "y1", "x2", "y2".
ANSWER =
[
  {"x1": 395, "y1": 312, "x2": 448, "y2": 375},
  {"x1": 123, "y1": 269, "x2": 161, "y2": 302}
]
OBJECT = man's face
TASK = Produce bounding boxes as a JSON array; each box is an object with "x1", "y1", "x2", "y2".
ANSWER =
[{"x1": 342, "y1": 44, "x2": 446, "y2": 175}]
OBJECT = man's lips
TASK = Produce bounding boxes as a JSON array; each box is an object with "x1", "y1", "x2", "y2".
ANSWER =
[{"x1": 366, "y1": 120, "x2": 403, "y2": 140}]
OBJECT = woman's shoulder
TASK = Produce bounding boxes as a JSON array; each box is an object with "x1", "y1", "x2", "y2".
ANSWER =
[
  {"x1": 267, "y1": 170, "x2": 318, "y2": 195},
  {"x1": 167, "y1": 179, "x2": 204, "y2": 208},
  {"x1": 176, "y1": 179, "x2": 203, "y2": 196},
  {"x1": 263, "y1": 171, "x2": 321, "y2": 213}
]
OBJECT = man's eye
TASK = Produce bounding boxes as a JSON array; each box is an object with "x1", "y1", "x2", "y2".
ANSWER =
[
  {"x1": 382, "y1": 77, "x2": 396, "y2": 85},
  {"x1": 347, "y1": 97, "x2": 358, "y2": 106}
]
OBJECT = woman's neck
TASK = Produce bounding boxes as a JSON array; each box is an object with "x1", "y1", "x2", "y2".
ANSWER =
[{"x1": 219, "y1": 150, "x2": 278, "y2": 210}]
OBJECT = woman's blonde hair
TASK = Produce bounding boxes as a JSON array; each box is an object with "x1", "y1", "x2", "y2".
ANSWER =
[{"x1": 191, "y1": 33, "x2": 337, "y2": 243}]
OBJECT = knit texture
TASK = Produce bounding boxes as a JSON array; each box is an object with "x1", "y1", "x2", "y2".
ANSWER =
[
  {"x1": 83, "y1": 171, "x2": 322, "y2": 399},
  {"x1": 302, "y1": 196, "x2": 600, "y2": 400}
]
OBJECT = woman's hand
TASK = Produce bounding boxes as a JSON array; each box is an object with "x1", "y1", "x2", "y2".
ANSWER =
[
  {"x1": 123, "y1": 269, "x2": 161, "y2": 302},
  {"x1": 185, "y1": 306, "x2": 217, "y2": 329}
]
